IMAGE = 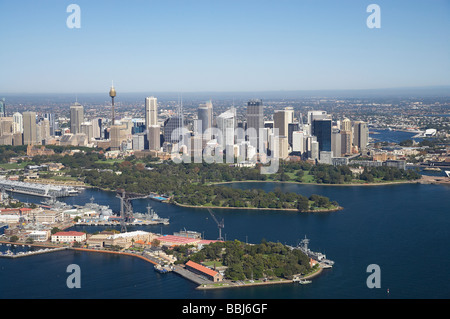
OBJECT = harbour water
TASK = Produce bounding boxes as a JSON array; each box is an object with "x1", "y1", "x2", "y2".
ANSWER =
[{"x1": 1, "y1": 181, "x2": 449, "y2": 299}]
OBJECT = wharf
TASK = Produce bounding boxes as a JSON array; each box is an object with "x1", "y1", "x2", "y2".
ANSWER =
[
  {"x1": 76, "y1": 220, "x2": 168, "y2": 226},
  {"x1": 172, "y1": 265, "x2": 212, "y2": 286}
]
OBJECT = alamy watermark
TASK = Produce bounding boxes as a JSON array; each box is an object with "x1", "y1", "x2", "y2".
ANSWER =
[
  {"x1": 66, "y1": 264, "x2": 81, "y2": 288},
  {"x1": 66, "y1": 4, "x2": 81, "y2": 29}
]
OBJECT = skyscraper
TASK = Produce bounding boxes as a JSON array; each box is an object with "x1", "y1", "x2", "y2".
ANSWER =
[
  {"x1": 145, "y1": 96, "x2": 158, "y2": 129},
  {"x1": 70, "y1": 102, "x2": 84, "y2": 134},
  {"x1": 23, "y1": 111, "x2": 37, "y2": 145},
  {"x1": 353, "y1": 121, "x2": 369, "y2": 152},
  {"x1": 216, "y1": 108, "x2": 236, "y2": 151},
  {"x1": 273, "y1": 110, "x2": 289, "y2": 137},
  {"x1": 246, "y1": 99, "x2": 264, "y2": 150},
  {"x1": 148, "y1": 125, "x2": 161, "y2": 151},
  {"x1": 198, "y1": 101, "x2": 213, "y2": 141},
  {"x1": 312, "y1": 118, "x2": 332, "y2": 154}
]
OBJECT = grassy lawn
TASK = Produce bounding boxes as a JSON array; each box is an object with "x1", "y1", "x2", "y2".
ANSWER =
[
  {"x1": 202, "y1": 260, "x2": 224, "y2": 267},
  {"x1": 0, "y1": 161, "x2": 32, "y2": 170}
]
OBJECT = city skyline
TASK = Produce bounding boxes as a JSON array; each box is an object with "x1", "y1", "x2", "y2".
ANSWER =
[{"x1": 1, "y1": 0, "x2": 449, "y2": 94}]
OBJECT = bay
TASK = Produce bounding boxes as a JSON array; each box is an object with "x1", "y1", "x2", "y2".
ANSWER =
[{"x1": 1, "y1": 182, "x2": 449, "y2": 299}]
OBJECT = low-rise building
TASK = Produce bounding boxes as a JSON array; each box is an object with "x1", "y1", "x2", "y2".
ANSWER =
[
  {"x1": 185, "y1": 260, "x2": 223, "y2": 282},
  {"x1": 51, "y1": 231, "x2": 86, "y2": 243}
]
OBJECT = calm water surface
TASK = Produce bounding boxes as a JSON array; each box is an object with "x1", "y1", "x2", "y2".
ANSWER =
[{"x1": 1, "y1": 182, "x2": 449, "y2": 299}]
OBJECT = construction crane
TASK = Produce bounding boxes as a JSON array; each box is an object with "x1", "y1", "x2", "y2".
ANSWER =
[{"x1": 207, "y1": 208, "x2": 224, "y2": 241}]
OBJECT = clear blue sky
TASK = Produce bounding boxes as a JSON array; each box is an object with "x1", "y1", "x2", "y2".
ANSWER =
[{"x1": 1, "y1": 0, "x2": 449, "y2": 93}]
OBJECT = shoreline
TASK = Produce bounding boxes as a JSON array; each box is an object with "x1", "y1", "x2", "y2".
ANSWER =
[
  {"x1": 197, "y1": 266, "x2": 324, "y2": 290},
  {"x1": 0, "y1": 240, "x2": 327, "y2": 290},
  {"x1": 210, "y1": 179, "x2": 419, "y2": 187},
  {"x1": 172, "y1": 201, "x2": 343, "y2": 213}
]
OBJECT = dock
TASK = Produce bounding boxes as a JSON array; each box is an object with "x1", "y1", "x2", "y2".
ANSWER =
[{"x1": 172, "y1": 265, "x2": 212, "y2": 286}]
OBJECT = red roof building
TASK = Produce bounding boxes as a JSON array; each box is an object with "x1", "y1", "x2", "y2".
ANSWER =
[
  {"x1": 185, "y1": 260, "x2": 223, "y2": 282},
  {"x1": 51, "y1": 231, "x2": 86, "y2": 243}
]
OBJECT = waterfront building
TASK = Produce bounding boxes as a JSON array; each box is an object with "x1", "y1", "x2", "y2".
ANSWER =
[
  {"x1": 51, "y1": 231, "x2": 87, "y2": 243},
  {"x1": 185, "y1": 260, "x2": 223, "y2": 282},
  {"x1": 70, "y1": 102, "x2": 84, "y2": 135}
]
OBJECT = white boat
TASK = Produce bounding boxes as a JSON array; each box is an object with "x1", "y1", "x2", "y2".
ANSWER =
[{"x1": 445, "y1": 171, "x2": 450, "y2": 178}]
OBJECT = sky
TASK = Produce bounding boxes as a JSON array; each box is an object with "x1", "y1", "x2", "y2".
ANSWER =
[{"x1": 1, "y1": 0, "x2": 449, "y2": 94}]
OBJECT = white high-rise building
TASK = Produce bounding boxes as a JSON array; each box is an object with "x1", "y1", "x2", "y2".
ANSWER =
[
  {"x1": 145, "y1": 97, "x2": 158, "y2": 129},
  {"x1": 216, "y1": 108, "x2": 236, "y2": 151},
  {"x1": 12, "y1": 112, "x2": 23, "y2": 134},
  {"x1": 292, "y1": 131, "x2": 305, "y2": 154}
]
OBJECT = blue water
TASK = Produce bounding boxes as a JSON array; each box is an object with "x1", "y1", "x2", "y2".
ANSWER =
[
  {"x1": 1, "y1": 182, "x2": 449, "y2": 299},
  {"x1": 370, "y1": 128, "x2": 423, "y2": 144}
]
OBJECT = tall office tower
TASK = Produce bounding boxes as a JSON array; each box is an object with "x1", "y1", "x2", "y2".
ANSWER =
[
  {"x1": 12, "y1": 112, "x2": 23, "y2": 134},
  {"x1": 148, "y1": 125, "x2": 161, "y2": 151},
  {"x1": 273, "y1": 110, "x2": 290, "y2": 137},
  {"x1": 284, "y1": 107, "x2": 295, "y2": 124},
  {"x1": 278, "y1": 135, "x2": 289, "y2": 160},
  {"x1": 292, "y1": 131, "x2": 305, "y2": 154},
  {"x1": 109, "y1": 83, "x2": 116, "y2": 125},
  {"x1": 44, "y1": 113, "x2": 56, "y2": 136},
  {"x1": 70, "y1": 102, "x2": 84, "y2": 134},
  {"x1": 145, "y1": 96, "x2": 158, "y2": 129},
  {"x1": 310, "y1": 141, "x2": 319, "y2": 161},
  {"x1": 92, "y1": 118, "x2": 102, "y2": 139},
  {"x1": 163, "y1": 116, "x2": 185, "y2": 144},
  {"x1": 312, "y1": 119, "x2": 332, "y2": 155},
  {"x1": 246, "y1": 99, "x2": 264, "y2": 150},
  {"x1": 23, "y1": 112, "x2": 37, "y2": 145},
  {"x1": 39, "y1": 118, "x2": 51, "y2": 142},
  {"x1": 341, "y1": 117, "x2": 352, "y2": 131},
  {"x1": 80, "y1": 122, "x2": 94, "y2": 141},
  {"x1": 341, "y1": 130, "x2": 352, "y2": 155},
  {"x1": 110, "y1": 124, "x2": 127, "y2": 151},
  {"x1": 198, "y1": 100, "x2": 213, "y2": 141},
  {"x1": 0, "y1": 98, "x2": 6, "y2": 117},
  {"x1": 331, "y1": 128, "x2": 342, "y2": 157},
  {"x1": 216, "y1": 108, "x2": 236, "y2": 152},
  {"x1": 288, "y1": 123, "x2": 300, "y2": 147},
  {"x1": 308, "y1": 110, "x2": 327, "y2": 125},
  {"x1": 353, "y1": 121, "x2": 369, "y2": 152}
]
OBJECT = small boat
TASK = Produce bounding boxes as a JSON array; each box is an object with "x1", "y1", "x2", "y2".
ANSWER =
[{"x1": 299, "y1": 279, "x2": 312, "y2": 285}]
